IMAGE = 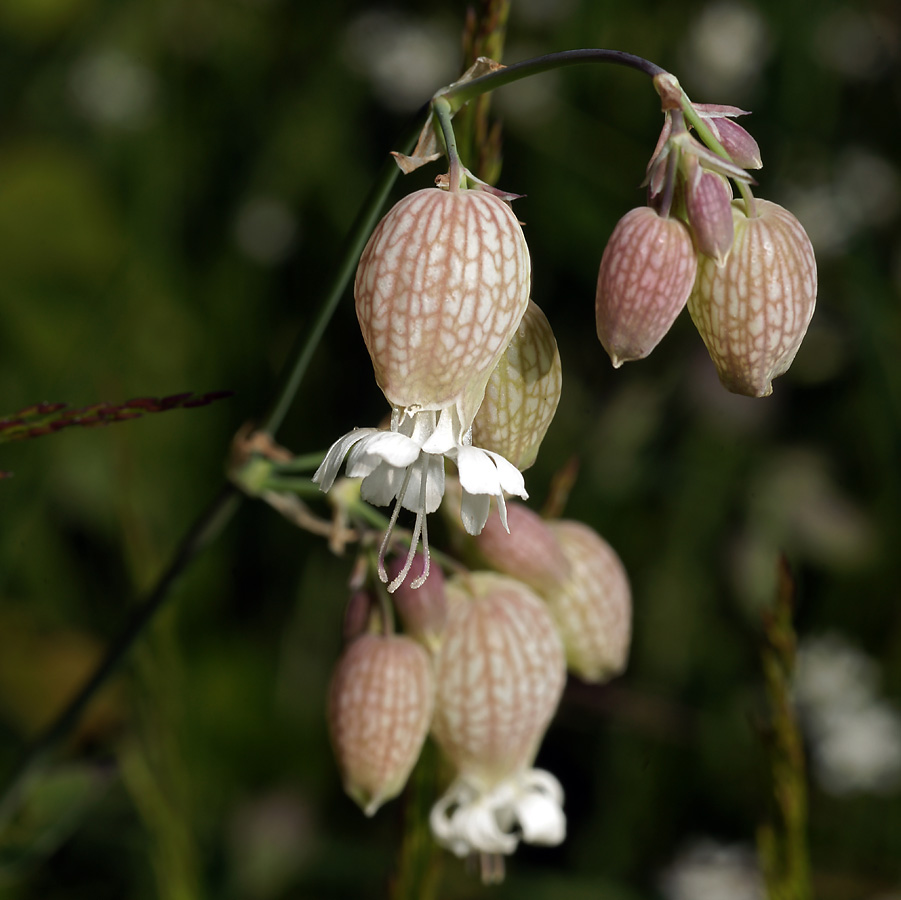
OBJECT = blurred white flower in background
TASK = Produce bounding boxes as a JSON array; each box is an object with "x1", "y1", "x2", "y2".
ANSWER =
[
  {"x1": 233, "y1": 196, "x2": 299, "y2": 265},
  {"x1": 786, "y1": 147, "x2": 900, "y2": 259},
  {"x1": 341, "y1": 10, "x2": 458, "y2": 113},
  {"x1": 659, "y1": 838, "x2": 764, "y2": 900},
  {"x1": 813, "y1": 7, "x2": 897, "y2": 80},
  {"x1": 679, "y1": 1, "x2": 771, "y2": 99},
  {"x1": 69, "y1": 49, "x2": 157, "y2": 129},
  {"x1": 795, "y1": 634, "x2": 901, "y2": 796}
]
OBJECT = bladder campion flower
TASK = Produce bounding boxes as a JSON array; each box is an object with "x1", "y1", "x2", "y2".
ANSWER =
[
  {"x1": 688, "y1": 199, "x2": 817, "y2": 396},
  {"x1": 314, "y1": 185, "x2": 532, "y2": 591},
  {"x1": 328, "y1": 633, "x2": 435, "y2": 816},
  {"x1": 429, "y1": 572, "x2": 567, "y2": 868},
  {"x1": 595, "y1": 206, "x2": 698, "y2": 366}
]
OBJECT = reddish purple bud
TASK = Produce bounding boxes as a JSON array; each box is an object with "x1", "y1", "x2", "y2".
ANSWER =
[
  {"x1": 471, "y1": 501, "x2": 570, "y2": 594},
  {"x1": 688, "y1": 199, "x2": 817, "y2": 397},
  {"x1": 685, "y1": 170, "x2": 735, "y2": 265},
  {"x1": 328, "y1": 633, "x2": 435, "y2": 816},
  {"x1": 595, "y1": 207, "x2": 698, "y2": 366},
  {"x1": 709, "y1": 117, "x2": 762, "y2": 170},
  {"x1": 342, "y1": 590, "x2": 376, "y2": 643},
  {"x1": 387, "y1": 553, "x2": 448, "y2": 651}
]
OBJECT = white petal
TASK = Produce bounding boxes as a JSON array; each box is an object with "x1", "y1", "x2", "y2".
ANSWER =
[
  {"x1": 312, "y1": 428, "x2": 379, "y2": 491},
  {"x1": 455, "y1": 445, "x2": 504, "y2": 496},
  {"x1": 459, "y1": 802, "x2": 519, "y2": 855},
  {"x1": 515, "y1": 770, "x2": 566, "y2": 846},
  {"x1": 420, "y1": 407, "x2": 461, "y2": 455},
  {"x1": 400, "y1": 454, "x2": 446, "y2": 514},
  {"x1": 429, "y1": 781, "x2": 518, "y2": 857},
  {"x1": 460, "y1": 490, "x2": 491, "y2": 535},
  {"x1": 483, "y1": 449, "x2": 528, "y2": 499},
  {"x1": 360, "y1": 461, "x2": 405, "y2": 507},
  {"x1": 347, "y1": 431, "x2": 421, "y2": 474}
]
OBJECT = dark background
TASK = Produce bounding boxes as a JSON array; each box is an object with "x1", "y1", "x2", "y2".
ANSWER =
[{"x1": 0, "y1": 0, "x2": 899, "y2": 897}]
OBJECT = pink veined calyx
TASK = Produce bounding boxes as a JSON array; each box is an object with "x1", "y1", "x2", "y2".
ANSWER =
[{"x1": 314, "y1": 183, "x2": 532, "y2": 592}]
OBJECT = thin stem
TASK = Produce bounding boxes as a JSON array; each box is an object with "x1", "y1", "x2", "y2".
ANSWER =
[
  {"x1": 0, "y1": 110, "x2": 426, "y2": 822},
  {"x1": 678, "y1": 91, "x2": 758, "y2": 216},
  {"x1": 438, "y1": 48, "x2": 665, "y2": 113},
  {"x1": 433, "y1": 97, "x2": 463, "y2": 191},
  {"x1": 259, "y1": 111, "x2": 425, "y2": 437}
]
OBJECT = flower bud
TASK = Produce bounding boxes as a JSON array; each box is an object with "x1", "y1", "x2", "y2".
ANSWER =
[
  {"x1": 386, "y1": 553, "x2": 448, "y2": 651},
  {"x1": 685, "y1": 169, "x2": 734, "y2": 265},
  {"x1": 470, "y1": 301, "x2": 562, "y2": 471},
  {"x1": 709, "y1": 117, "x2": 762, "y2": 170},
  {"x1": 431, "y1": 572, "x2": 565, "y2": 787},
  {"x1": 342, "y1": 590, "x2": 376, "y2": 643},
  {"x1": 543, "y1": 521, "x2": 632, "y2": 683},
  {"x1": 328, "y1": 633, "x2": 434, "y2": 816},
  {"x1": 470, "y1": 501, "x2": 570, "y2": 594},
  {"x1": 688, "y1": 199, "x2": 817, "y2": 397},
  {"x1": 355, "y1": 186, "x2": 531, "y2": 426},
  {"x1": 595, "y1": 207, "x2": 698, "y2": 366}
]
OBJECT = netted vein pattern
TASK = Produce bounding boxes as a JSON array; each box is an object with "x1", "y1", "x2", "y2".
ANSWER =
[
  {"x1": 595, "y1": 206, "x2": 698, "y2": 367},
  {"x1": 432, "y1": 573, "x2": 565, "y2": 788},
  {"x1": 545, "y1": 520, "x2": 632, "y2": 683},
  {"x1": 355, "y1": 188, "x2": 531, "y2": 418},
  {"x1": 688, "y1": 199, "x2": 817, "y2": 397},
  {"x1": 328, "y1": 634, "x2": 435, "y2": 816},
  {"x1": 471, "y1": 301, "x2": 562, "y2": 471}
]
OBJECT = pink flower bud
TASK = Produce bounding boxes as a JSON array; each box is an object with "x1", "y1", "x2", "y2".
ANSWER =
[
  {"x1": 595, "y1": 207, "x2": 698, "y2": 366},
  {"x1": 544, "y1": 521, "x2": 632, "y2": 683},
  {"x1": 470, "y1": 301, "x2": 562, "y2": 471},
  {"x1": 386, "y1": 553, "x2": 448, "y2": 651},
  {"x1": 471, "y1": 501, "x2": 570, "y2": 594},
  {"x1": 685, "y1": 170, "x2": 735, "y2": 265},
  {"x1": 709, "y1": 117, "x2": 762, "y2": 170},
  {"x1": 342, "y1": 590, "x2": 376, "y2": 643},
  {"x1": 688, "y1": 199, "x2": 817, "y2": 397},
  {"x1": 328, "y1": 633, "x2": 435, "y2": 816},
  {"x1": 355, "y1": 186, "x2": 531, "y2": 427},
  {"x1": 431, "y1": 572, "x2": 565, "y2": 787}
]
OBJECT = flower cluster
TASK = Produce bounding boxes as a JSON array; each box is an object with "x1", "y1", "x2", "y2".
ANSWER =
[
  {"x1": 326, "y1": 509, "x2": 631, "y2": 878},
  {"x1": 310, "y1": 62, "x2": 816, "y2": 883},
  {"x1": 595, "y1": 74, "x2": 817, "y2": 397}
]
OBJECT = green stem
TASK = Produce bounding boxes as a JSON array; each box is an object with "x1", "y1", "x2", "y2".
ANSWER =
[
  {"x1": 439, "y1": 48, "x2": 664, "y2": 113},
  {"x1": 678, "y1": 92, "x2": 758, "y2": 216},
  {"x1": 0, "y1": 113, "x2": 425, "y2": 823},
  {"x1": 259, "y1": 112, "x2": 425, "y2": 437},
  {"x1": 757, "y1": 557, "x2": 812, "y2": 900},
  {"x1": 433, "y1": 97, "x2": 463, "y2": 191},
  {"x1": 0, "y1": 44, "x2": 674, "y2": 827}
]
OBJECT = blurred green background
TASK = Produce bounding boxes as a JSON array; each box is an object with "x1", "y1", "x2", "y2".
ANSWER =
[{"x1": 0, "y1": 0, "x2": 900, "y2": 897}]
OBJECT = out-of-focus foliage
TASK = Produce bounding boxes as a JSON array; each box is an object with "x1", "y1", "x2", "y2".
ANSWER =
[{"x1": 0, "y1": 0, "x2": 899, "y2": 897}]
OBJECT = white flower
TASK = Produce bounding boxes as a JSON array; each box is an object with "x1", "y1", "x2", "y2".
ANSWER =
[
  {"x1": 659, "y1": 838, "x2": 764, "y2": 900},
  {"x1": 313, "y1": 405, "x2": 527, "y2": 591},
  {"x1": 429, "y1": 768, "x2": 565, "y2": 858}
]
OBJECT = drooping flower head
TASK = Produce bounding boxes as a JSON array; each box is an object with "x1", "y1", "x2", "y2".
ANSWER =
[
  {"x1": 429, "y1": 572, "x2": 567, "y2": 868},
  {"x1": 328, "y1": 633, "x2": 435, "y2": 816},
  {"x1": 315, "y1": 184, "x2": 533, "y2": 590},
  {"x1": 595, "y1": 206, "x2": 698, "y2": 367},
  {"x1": 688, "y1": 198, "x2": 817, "y2": 396}
]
